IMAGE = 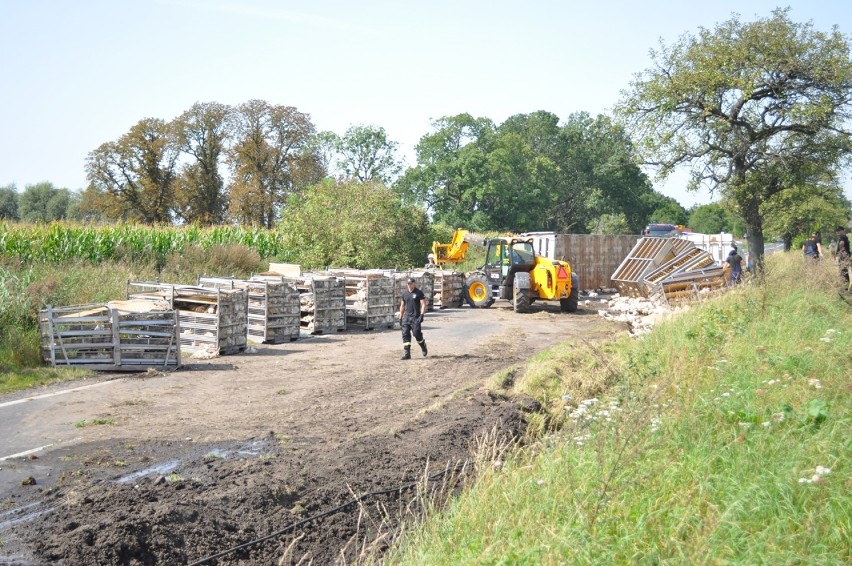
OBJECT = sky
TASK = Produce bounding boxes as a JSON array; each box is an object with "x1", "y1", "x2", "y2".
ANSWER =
[{"x1": 2, "y1": 0, "x2": 851, "y2": 209}]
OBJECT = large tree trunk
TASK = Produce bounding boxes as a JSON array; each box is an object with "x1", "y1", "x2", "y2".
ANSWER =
[{"x1": 741, "y1": 198, "x2": 766, "y2": 282}]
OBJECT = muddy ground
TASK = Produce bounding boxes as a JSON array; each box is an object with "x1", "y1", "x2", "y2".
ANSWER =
[{"x1": 0, "y1": 298, "x2": 622, "y2": 565}]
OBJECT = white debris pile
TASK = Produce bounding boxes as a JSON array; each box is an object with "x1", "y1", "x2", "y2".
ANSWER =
[{"x1": 597, "y1": 292, "x2": 673, "y2": 337}]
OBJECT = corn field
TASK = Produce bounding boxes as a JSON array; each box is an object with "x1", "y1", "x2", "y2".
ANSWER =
[{"x1": 0, "y1": 222, "x2": 290, "y2": 263}]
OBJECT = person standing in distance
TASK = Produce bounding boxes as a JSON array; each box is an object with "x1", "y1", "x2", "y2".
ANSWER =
[
  {"x1": 802, "y1": 232, "x2": 822, "y2": 261},
  {"x1": 835, "y1": 226, "x2": 851, "y2": 290},
  {"x1": 399, "y1": 277, "x2": 428, "y2": 359},
  {"x1": 726, "y1": 246, "x2": 744, "y2": 286}
]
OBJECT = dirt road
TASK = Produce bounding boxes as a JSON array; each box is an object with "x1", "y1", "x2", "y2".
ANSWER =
[{"x1": 0, "y1": 300, "x2": 620, "y2": 565}]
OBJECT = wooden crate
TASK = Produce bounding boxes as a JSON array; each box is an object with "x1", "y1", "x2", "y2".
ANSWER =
[
  {"x1": 432, "y1": 270, "x2": 464, "y2": 308},
  {"x1": 39, "y1": 301, "x2": 181, "y2": 371},
  {"x1": 270, "y1": 274, "x2": 346, "y2": 334},
  {"x1": 328, "y1": 269, "x2": 396, "y2": 330},
  {"x1": 128, "y1": 282, "x2": 248, "y2": 356},
  {"x1": 200, "y1": 276, "x2": 300, "y2": 343}
]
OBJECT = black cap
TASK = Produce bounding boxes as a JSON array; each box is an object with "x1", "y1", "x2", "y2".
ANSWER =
[{"x1": 407, "y1": 277, "x2": 416, "y2": 283}]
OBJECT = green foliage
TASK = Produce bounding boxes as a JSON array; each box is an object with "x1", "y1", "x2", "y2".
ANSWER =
[
  {"x1": 761, "y1": 182, "x2": 851, "y2": 248},
  {"x1": 0, "y1": 184, "x2": 19, "y2": 220},
  {"x1": 646, "y1": 196, "x2": 688, "y2": 226},
  {"x1": 279, "y1": 179, "x2": 432, "y2": 269},
  {"x1": 587, "y1": 212, "x2": 630, "y2": 235},
  {"x1": 688, "y1": 201, "x2": 745, "y2": 234},
  {"x1": 336, "y1": 125, "x2": 403, "y2": 184},
  {"x1": 18, "y1": 182, "x2": 73, "y2": 222},
  {"x1": 387, "y1": 252, "x2": 851, "y2": 564},
  {"x1": 398, "y1": 111, "x2": 662, "y2": 234}
]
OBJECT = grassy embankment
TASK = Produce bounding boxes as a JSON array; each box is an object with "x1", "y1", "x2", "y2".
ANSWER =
[{"x1": 386, "y1": 252, "x2": 851, "y2": 564}]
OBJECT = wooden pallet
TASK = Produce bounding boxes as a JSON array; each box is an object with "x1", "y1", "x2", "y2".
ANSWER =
[
  {"x1": 39, "y1": 302, "x2": 181, "y2": 371},
  {"x1": 200, "y1": 276, "x2": 300, "y2": 344}
]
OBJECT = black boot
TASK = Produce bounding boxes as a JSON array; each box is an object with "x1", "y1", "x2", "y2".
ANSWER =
[
  {"x1": 420, "y1": 341, "x2": 428, "y2": 357},
  {"x1": 401, "y1": 348, "x2": 411, "y2": 360}
]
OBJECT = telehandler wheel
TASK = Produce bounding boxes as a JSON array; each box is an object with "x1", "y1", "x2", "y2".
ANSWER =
[
  {"x1": 464, "y1": 273, "x2": 494, "y2": 308},
  {"x1": 560, "y1": 272, "x2": 580, "y2": 312},
  {"x1": 513, "y1": 272, "x2": 531, "y2": 313}
]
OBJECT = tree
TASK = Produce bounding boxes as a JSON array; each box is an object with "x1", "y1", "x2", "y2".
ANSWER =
[
  {"x1": 337, "y1": 125, "x2": 403, "y2": 184},
  {"x1": 399, "y1": 112, "x2": 660, "y2": 233},
  {"x1": 588, "y1": 213, "x2": 631, "y2": 235},
  {"x1": 173, "y1": 102, "x2": 232, "y2": 224},
  {"x1": 0, "y1": 184, "x2": 18, "y2": 220},
  {"x1": 396, "y1": 113, "x2": 496, "y2": 229},
  {"x1": 688, "y1": 202, "x2": 744, "y2": 234},
  {"x1": 647, "y1": 197, "x2": 689, "y2": 226},
  {"x1": 279, "y1": 179, "x2": 431, "y2": 269},
  {"x1": 552, "y1": 113, "x2": 658, "y2": 233},
  {"x1": 304, "y1": 131, "x2": 340, "y2": 179},
  {"x1": 760, "y1": 181, "x2": 851, "y2": 249},
  {"x1": 85, "y1": 118, "x2": 180, "y2": 223},
  {"x1": 19, "y1": 182, "x2": 73, "y2": 222},
  {"x1": 228, "y1": 100, "x2": 316, "y2": 228},
  {"x1": 617, "y1": 9, "x2": 852, "y2": 273}
]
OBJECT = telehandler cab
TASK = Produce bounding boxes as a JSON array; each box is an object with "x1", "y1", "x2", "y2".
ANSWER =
[{"x1": 464, "y1": 235, "x2": 579, "y2": 313}]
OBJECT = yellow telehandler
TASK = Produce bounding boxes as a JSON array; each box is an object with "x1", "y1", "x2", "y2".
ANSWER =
[{"x1": 431, "y1": 229, "x2": 579, "y2": 313}]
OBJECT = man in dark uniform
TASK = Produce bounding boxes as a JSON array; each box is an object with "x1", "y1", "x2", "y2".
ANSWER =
[
  {"x1": 836, "y1": 226, "x2": 851, "y2": 290},
  {"x1": 399, "y1": 277, "x2": 427, "y2": 360}
]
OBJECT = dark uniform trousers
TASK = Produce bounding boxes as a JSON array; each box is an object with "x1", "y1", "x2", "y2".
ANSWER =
[{"x1": 401, "y1": 316, "x2": 425, "y2": 353}]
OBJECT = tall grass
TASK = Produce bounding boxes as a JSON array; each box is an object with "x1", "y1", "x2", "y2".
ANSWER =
[{"x1": 385, "y1": 253, "x2": 851, "y2": 564}]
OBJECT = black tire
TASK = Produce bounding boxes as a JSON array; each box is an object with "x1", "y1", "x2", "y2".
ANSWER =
[
  {"x1": 465, "y1": 273, "x2": 494, "y2": 308},
  {"x1": 513, "y1": 272, "x2": 531, "y2": 313},
  {"x1": 560, "y1": 272, "x2": 579, "y2": 312}
]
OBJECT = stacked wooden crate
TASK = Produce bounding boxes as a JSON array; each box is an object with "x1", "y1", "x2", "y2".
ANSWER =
[
  {"x1": 199, "y1": 277, "x2": 300, "y2": 343},
  {"x1": 432, "y1": 270, "x2": 465, "y2": 308},
  {"x1": 278, "y1": 274, "x2": 346, "y2": 334},
  {"x1": 328, "y1": 269, "x2": 396, "y2": 330},
  {"x1": 39, "y1": 300, "x2": 180, "y2": 371},
  {"x1": 127, "y1": 282, "x2": 248, "y2": 356}
]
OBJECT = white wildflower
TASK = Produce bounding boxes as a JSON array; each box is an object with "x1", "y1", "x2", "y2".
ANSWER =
[
  {"x1": 493, "y1": 460, "x2": 503, "y2": 471},
  {"x1": 815, "y1": 465, "x2": 831, "y2": 476},
  {"x1": 536, "y1": 479, "x2": 544, "y2": 486},
  {"x1": 762, "y1": 421, "x2": 771, "y2": 428},
  {"x1": 808, "y1": 379, "x2": 823, "y2": 389}
]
